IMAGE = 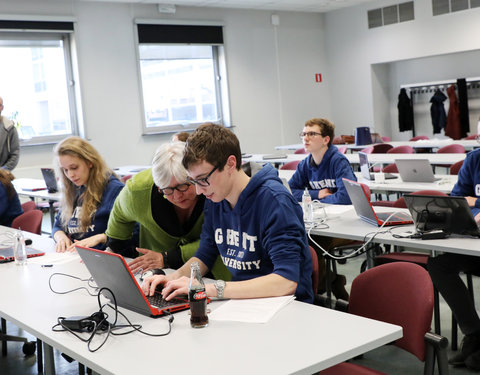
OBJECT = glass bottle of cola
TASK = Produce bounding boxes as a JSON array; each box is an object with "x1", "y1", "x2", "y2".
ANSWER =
[{"x1": 188, "y1": 261, "x2": 209, "y2": 328}]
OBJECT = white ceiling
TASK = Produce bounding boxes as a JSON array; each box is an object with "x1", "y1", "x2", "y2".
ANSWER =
[{"x1": 77, "y1": 0, "x2": 375, "y2": 13}]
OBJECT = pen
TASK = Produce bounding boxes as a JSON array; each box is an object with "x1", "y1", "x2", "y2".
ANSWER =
[{"x1": 41, "y1": 264, "x2": 53, "y2": 267}]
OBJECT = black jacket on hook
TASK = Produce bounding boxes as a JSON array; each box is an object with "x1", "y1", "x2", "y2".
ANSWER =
[
  {"x1": 398, "y1": 88, "x2": 414, "y2": 132},
  {"x1": 430, "y1": 89, "x2": 447, "y2": 134},
  {"x1": 457, "y1": 78, "x2": 469, "y2": 138}
]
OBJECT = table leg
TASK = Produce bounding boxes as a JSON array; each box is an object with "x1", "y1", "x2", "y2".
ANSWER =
[
  {"x1": 49, "y1": 201, "x2": 55, "y2": 229},
  {"x1": 43, "y1": 342, "x2": 56, "y2": 375}
]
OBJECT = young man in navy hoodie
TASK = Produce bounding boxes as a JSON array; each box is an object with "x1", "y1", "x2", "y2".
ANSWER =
[
  {"x1": 428, "y1": 148, "x2": 480, "y2": 370},
  {"x1": 288, "y1": 118, "x2": 357, "y2": 301},
  {"x1": 142, "y1": 123, "x2": 313, "y2": 303}
]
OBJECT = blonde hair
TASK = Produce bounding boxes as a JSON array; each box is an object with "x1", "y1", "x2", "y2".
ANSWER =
[
  {"x1": 152, "y1": 141, "x2": 188, "y2": 188},
  {"x1": 54, "y1": 136, "x2": 113, "y2": 232}
]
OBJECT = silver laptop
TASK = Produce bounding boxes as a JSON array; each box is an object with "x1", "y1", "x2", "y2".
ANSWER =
[
  {"x1": 358, "y1": 152, "x2": 397, "y2": 180},
  {"x1": 343, "y1": 178, "x2": 412, "y2": 226},
  {"x1": 396, "y1": 159, "x2": 441, "y2": 183}
]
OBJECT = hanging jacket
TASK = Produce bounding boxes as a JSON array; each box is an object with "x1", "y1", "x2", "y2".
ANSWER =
[
  {"x1": 445, "y1": 85, "x2": 462, "y2": 140},
  {"x1": 457, "y1": 78, "x2": 469, "y2": 138},
  {"x1": 397, "y1": 88, "x2": 414, "y2": 132},
  {"x1": 430, "y1": 89, "x2": 447, "y2": 134}
]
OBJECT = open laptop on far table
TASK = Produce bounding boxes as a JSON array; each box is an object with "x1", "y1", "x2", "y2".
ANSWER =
[
  {"x1": 396, "y1": 159, "x2": 441, "y2": 183},
  {"x1": 343, "y1": 178, "x2": 413, "y2": 226},
  {"x1": 358, "y1": 152, "x2": 397, "y2": 180},
  {"x1": 76, "y1": 246, "x2": 192, "y2": 317},
  {"x1": 404, "y1": 194, "x2": 480, "y2": 237},
  {"x1": 41, "y1": 168, "x2": 58, "y2": 193}
]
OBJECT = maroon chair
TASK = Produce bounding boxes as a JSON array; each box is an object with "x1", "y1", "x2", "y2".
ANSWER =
[
  {"x1": 436, "y1": 144, "x2": 465, "y2": 154},
  {"x1": 337, "y1": 146, "x2": 347, "y2": 154},
  {"x1": 294, "y1": 148, "x2": 307, "y2": 154},
  {"x1": 319, "y1": 263, "x2": 448, "y2": 375},
  {"x1": 381, "y1": 163, "x2": 398, "y2": 173},
  {"x1": 371, "y1": 143, "x2": 393, "y2": 153},
  {"x1": 360, "y1": 146, "x2": 374, "y2": 154},
  {"x1": 464, "y1": 134, "x2": 478, "y2": 140},
  {"x1": 450, "y1": 159, "x2": 464, "y2": 175},
  {"x1": 21, "y1": 201, "x2": 36, "y2": 212},
  {"x1": 381, "y1": 136, "x2": 391, "y2": 142},
  {"x1": 279, "y1": 160, "x2": 300, "y2": 170},
  {"x1": 410, "y1": 135, "x2": 429, "y2": 141},
  {"x1": 387, "y1": 145, "x2": 415, "y2": 154},
  {"x1": 11, "y1": 210, "x2": 43, "y2": 235},
  {"x1": 332, "y1": 136, "x2": 345, "y2": 145},
  {"x1": 120, "y1": 174, "x2": 133, "y2": 184}
]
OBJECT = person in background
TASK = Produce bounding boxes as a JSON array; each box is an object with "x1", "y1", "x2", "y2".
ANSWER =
[
  {"x1": 288, "y1": 118, "x2": 357, "y2": 301},
  {"x1": 0, "y1": 169, "x2": 23, "y2": 227},
  {"x1": 0, "y1": 96, "x2": 20, "y2": 171},
  {"x1": 428, "y1": 148, "x2": 480, "y2": 371},
  {"x1": 105, "y1": 141, "x2": 230, "y2": 281},
  {"x1": 142, "y1": 123, "x2": 313, "y2": 303},
  {"x1": 171, "y1": 131, "x2": 190, "y2": 142},
  {"x1": 52, "y1": 136, "x2": 124, "y2": 252}
]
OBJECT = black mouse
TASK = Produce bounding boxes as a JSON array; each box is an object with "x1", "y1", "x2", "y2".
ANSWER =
[{"x1": 151, "y1": 268, "x2": 165, "y2": 276}]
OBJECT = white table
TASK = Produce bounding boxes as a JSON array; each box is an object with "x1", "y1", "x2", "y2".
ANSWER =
[
  {"x1": 0, "y1": 226, "x2": 402, "y2": 375},
  {"x1": 13, "y1": 178, "x2": 61, "y2": 229},
  {"x1": 113, "y1": 165, "x2": 150, "y2": 178}
]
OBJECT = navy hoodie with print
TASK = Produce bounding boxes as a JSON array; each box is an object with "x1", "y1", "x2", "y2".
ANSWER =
[
  {"x1": 288, "y1": 145, "x2": 356, "y2": 204},
  {"x1": 451, "y1": 148, "x2": 480, "y2": 218},
  {"x1": 194, "y1": 163, "x2": 314, "y2": 303}
]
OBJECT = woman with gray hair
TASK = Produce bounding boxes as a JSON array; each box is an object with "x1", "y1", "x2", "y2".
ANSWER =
[{"x1": 105, "y1": 141, "x2": 230, "y2": 280}]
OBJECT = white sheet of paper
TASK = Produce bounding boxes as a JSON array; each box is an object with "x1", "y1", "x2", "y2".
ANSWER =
[{"x1": 209, "y1": 295, "x2": 295, "y2": 323}]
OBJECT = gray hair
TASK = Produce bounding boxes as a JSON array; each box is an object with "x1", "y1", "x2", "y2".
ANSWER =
[{"x1": 151, "y1": 141, "x2": 188, "y2": 188}]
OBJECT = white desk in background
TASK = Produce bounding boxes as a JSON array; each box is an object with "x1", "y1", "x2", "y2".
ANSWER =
[
  {"x1": 356, "y1": 173, "x2": 458, "y2": 195},
  {"x1": 244, "y1": 153, "x2": 466, "y2": 167},
  {"x1": 276, "y1": 139, "x2": 480, "y2": 151},
  {"x1": 113, "y1": 165, "x2": 150, "y2": 178},
  {"x1": 310, "y1": 205, "x2": 480, "y2": 258},
  {"x1": 13, "y1": 178, "x2": 61, "y2": 229},
  {"x1": 0, "y1": 225, "x2": 402, "y2": 375}
]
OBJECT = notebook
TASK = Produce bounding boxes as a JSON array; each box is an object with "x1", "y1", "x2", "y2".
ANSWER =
[
  {"x1": 76, "y1": 246, "x2": 192, "y2": 317},
  {"x1": 262, "y1": 153, "x2": 287, "y2": 160},
  {"x1": 395, "y1": 159, "x2": 441, "y2": 183},
  {"x1": 343, "y1": 178, "x2": 413, "y2": 226},
  {"x1": 404, "y1": 194, "x2": 480, "y2": 237},
  {"x1": 0, "y1": 246, "x2": 45, "y2": 263},
  {"x1": 358, "y1": 152, "x2": 397, "y2": 180},
  {"x1": 41, "y1": 168, "x2": 58, "y2": 193}
]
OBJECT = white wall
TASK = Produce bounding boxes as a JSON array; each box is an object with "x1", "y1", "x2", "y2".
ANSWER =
[
  {"x1": 324, "y1": 0, "x2": 480, "y2": 139},
  {"x1": 0, "y1": 0, "x2": 329, "y2": 177}
]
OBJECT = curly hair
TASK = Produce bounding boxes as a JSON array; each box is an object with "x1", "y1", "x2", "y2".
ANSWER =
[{"x1": 54, "y1": 136, "x2": 114, "y2": 232}]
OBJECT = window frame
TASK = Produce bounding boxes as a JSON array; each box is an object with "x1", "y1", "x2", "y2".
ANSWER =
[
  {"x1": 0, "y1": 21, "x2": 79, "y2": 147},
  {"x1": 134, "y1": 20, "x2": 231, "y2": 136}
]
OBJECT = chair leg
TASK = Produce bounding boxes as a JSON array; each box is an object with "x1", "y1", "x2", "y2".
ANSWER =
[
  {"x1": 37, "y1": 338, "x2": 43, "y2": 373},
  {"x1": 425, "y1": 332, "x2": 449, "y2": 375},
  {"x1": 433, "y1": 287, "x2": 441, "y2": 335},
  {"x1": 1, "y1": 317, "x2": 7, "y2": 356},
  {"x1": 325, "y1": 257, "x2": 333, "y2": 308}
]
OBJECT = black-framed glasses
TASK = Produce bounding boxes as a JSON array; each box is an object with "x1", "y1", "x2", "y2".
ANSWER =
[
  {"x1": 159, "y1": 183, "x2": 191, "y2": 196},
  {"x1": 299, "y1": 131, "x2": 322, "y2": 138},
  {"x1": 187, "y1": 166, "x2": 218, "y2": 187}
]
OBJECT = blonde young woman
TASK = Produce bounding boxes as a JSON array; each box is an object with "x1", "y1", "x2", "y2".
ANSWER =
[{"x1": 52, "y1": 136, "x2": 123, "y2": 252}]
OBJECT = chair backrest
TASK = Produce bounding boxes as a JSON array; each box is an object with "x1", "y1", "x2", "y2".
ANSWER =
[
  {"x1": 11, "y1": 210, "x2": 43, "y2": 235},
  {"x1": 280, "y1": 160, "x2": 300, "y2": 170},
  {"x1": 463, "y1": 134, "x2": 478, "y2": 140},
  {"x1": 437, "y1": 144, "x2": 465, "y2": 154},
  {"x1": 450, "y1": 159, "x2": 464, "y2": 175},
  {"x1": 332, "y1": 136, "x2": 345, "y2": 145},
  {"x1": 349, "y1": 262, "x2": 434, "y2": 361},
  {"x1": 309, "y1": 246, "x2": 319, "y2": 295},
  {"x1": 21, "y1": 201, "x2": 36, "y2": 212},
  {"x1": 371, "y1": 143, "x2": 393, "y2": 153},
  {"x1": 294, "y1": 148, "x2": 307, "y2": 154},
  {"x1": 360, "y1": 146, "x2": 374, "y2": 154},
  {"x1": 382, "y1": 163, "x2": 398, "y2": 173},
  {"x1": 381, "y1": 136, "x2": 392, "y2": 142},
  {"x1": 410, "y1": 135, "x2": 429, "y2": 141},
  {"x1": 393, "y1": 189, "x2": 448, "y2": 209},
  {"x1": 120, "y1": 174, "x2": 133, "y2": 184},
  {"x1": 387, "y1": 145, "x2": 415, "y2": 154}
]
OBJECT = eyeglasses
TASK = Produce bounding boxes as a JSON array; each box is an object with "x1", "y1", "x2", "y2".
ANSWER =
[
  {"x1": 159, "y1": 183, "x2": 191, "y2": 196},
  {"x1": 186, "y1": 166, "x2": 218, "y2": 187},
  {"x1": 299, "y1": 131, "x2": 323, "y2": 139}
]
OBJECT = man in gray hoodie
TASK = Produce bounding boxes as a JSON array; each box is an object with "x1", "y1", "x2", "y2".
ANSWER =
[{"x1": 0, "y1": 96, "x2": 20, "y2": 171}]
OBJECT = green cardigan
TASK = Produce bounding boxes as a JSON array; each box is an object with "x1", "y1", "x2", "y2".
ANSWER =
[{"x1": 106, "y1": 169, "x2": 230, "y2": 280}]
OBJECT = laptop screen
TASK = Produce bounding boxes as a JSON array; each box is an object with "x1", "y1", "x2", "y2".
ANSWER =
[
  {"x1": 404, "y1": 194, "x2": 479, "y2": 236},
  {"x1": 358, "y1": 152, "x2": 371, "y2": 180}
]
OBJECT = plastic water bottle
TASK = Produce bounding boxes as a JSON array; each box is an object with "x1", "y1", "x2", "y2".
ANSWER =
[
  {"x1": 302, "y1": 188, "x2": 313, "y2": 223},
  {"x1": 13, "y1": 230, "x2": 27, "y2": 266}
]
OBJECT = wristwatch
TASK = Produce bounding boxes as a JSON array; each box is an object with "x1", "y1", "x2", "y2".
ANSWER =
[{"x1": 214, "y1": 279, "x2": 226, "y2": 299}]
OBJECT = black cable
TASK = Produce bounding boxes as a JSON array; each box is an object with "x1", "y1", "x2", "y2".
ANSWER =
[{"x1": 49, "y1": 272, "x2": 98, "y2": 296}]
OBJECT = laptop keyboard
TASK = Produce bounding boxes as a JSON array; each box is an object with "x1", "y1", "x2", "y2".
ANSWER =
[{"x1": 147, "y1": 292, "x2": 186, "y2": 308}]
